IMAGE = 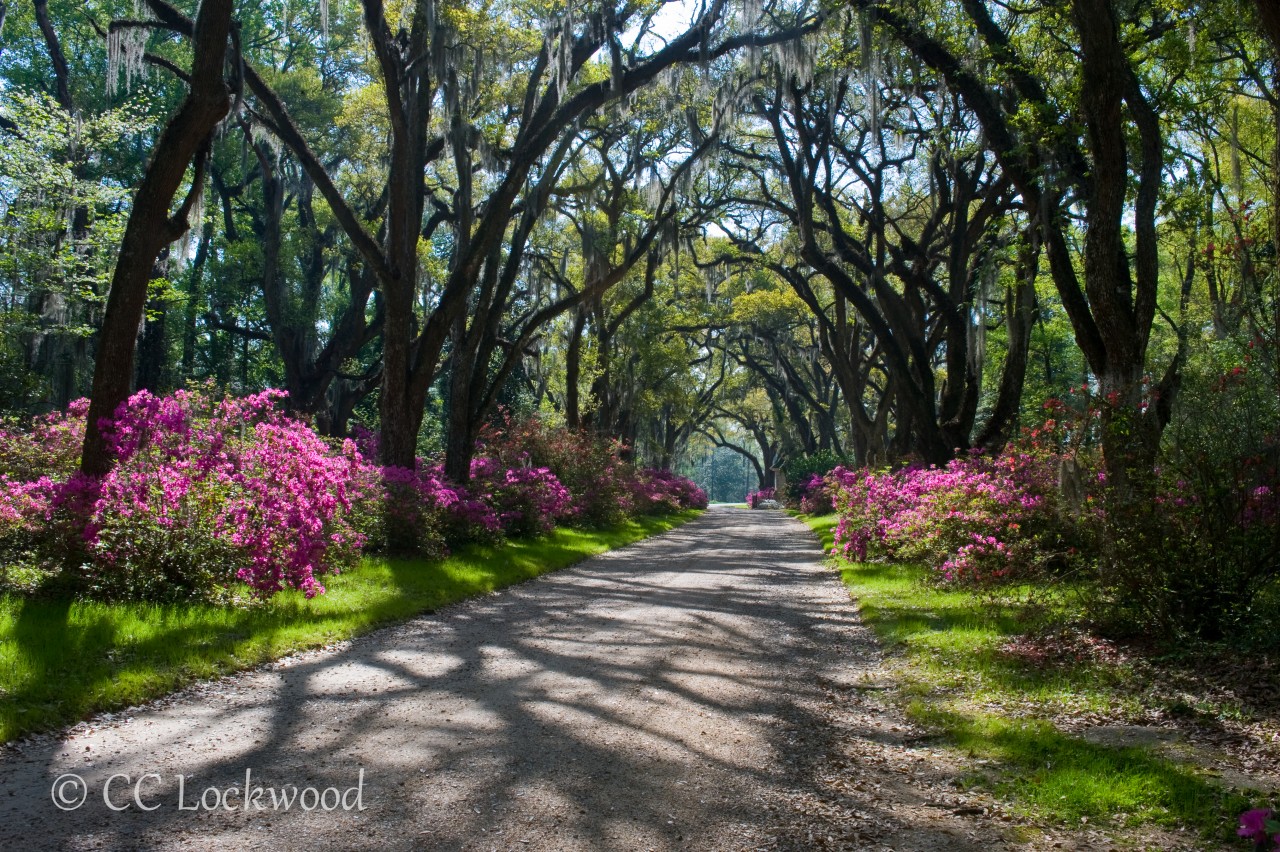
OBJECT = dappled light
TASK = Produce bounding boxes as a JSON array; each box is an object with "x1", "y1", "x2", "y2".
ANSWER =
[{"x1": 1, "y1": 0, "x2": 1278, "y2": 846}]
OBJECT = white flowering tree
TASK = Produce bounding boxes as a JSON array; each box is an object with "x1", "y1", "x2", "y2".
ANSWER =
[{"x1": 0, "y1": 91, "x2": 149, "y2": 408}]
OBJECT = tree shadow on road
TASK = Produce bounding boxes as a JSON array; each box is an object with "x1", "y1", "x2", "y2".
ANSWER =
[{"x1": 0, "y1": 507, "x2": 1013, "y2": 851}]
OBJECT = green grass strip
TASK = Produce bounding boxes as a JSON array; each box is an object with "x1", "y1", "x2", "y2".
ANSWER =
[
  {"x1": 794, "y1": 511, "x2": 1251, "y2": 842},
  {"x1": 0, "y1": 511, "x2": 698, "y2": 743}
]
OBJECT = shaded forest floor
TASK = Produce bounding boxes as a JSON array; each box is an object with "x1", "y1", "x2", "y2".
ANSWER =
[{"x1": 794, "y1": 511, "x2": 1278, "y2": 851}]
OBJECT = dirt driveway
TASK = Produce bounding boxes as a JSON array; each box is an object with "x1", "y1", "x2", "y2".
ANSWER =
[{"x1": 0, "y1": 507, "x2": 1035, "y2": 851}]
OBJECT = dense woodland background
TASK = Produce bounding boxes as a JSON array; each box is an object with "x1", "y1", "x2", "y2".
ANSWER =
[
  {"x1": 0, "y1": 0, "x2": 1272, "y2": 473},
  {"x1": 0, "y1": 0, "x2": 1278, "y2": 630}
]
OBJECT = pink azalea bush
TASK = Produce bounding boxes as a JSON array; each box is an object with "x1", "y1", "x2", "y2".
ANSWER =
[
  {"x1": 796, "y1": 474, "x2": 832, "y2": 514},
  {"x1": 0, "y1": 389, "x2": 369, "y2": 600},
  {"x1": 0, "y1": 391, "x2": 708, "y2": 602},
  {"x1": 476, "y1": 415, "x2": 706, "y2": 520},
  {"x1": 0, "y1": 399, "x2": 87, "y2": 481},
  {"x1": 828, "y1": 451, "x2": 1065, "y2": 584},
  {"x1": 85, "y1": 389, "x2": 367, "y2": 599},
  {"x1": 1238, "y1": 808, "x2": 1280, "y2": 851},
  {"x1": 0, "y1": 390, "x2": 388, "y2": 599},
  {"x1": 465, "y1": 456, "x2": 572, "y2": 536},
  {"x1": 358, "y1": 462, "x2": 458, "y2": 558},
  {"x1": 0, "y1": 475, "x2": 60, "y2": 563},
  {"x1": 1029, "y1": 348, "x2": 1280, "y2": 639},
  {"x1": 746, "y1": 487, "x2": 776, "y2": 509},
  {"x1": 344, "y1": 426, "x2": 480, "y2": 552},
  {"x1": 475, "y1": 415, "x2": 635, "y2": 525},
  {"x1": 629, "y1": 468, "x2": 708, "y2": 514},
  {"x1": 780, "y1": 450, "x2": 842, "y2": 507},
  {"x1": 817, "y1": 348, "x2": 1279, "y2": 633},
  {"x1": 0, "y1": 403, "x2": 90, "y2": 571},
  {"x1": 341, "y1": 425, "x2": 551, "y2": 545}
]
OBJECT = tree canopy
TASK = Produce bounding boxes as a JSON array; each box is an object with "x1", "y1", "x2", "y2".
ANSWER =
[{"x1": 0, "y1": 0, "x2": 1274, "y2": 500}]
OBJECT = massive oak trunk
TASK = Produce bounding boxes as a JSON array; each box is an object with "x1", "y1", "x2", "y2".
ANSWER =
[
  {"x1": 80, "y1": 0, "x2": 234, "y2": 475},
  {"x1": 1255, "y1": 0, "x2": 1280, "y2": 58},
  {"x1": 1071, "y1": 0, "x2": 1165, "y2": 499}
]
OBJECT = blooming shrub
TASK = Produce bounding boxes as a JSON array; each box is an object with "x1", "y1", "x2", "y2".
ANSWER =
[
  {"x1": 0, "y1": 394, "x2": 706, "y2": 602},
  {"x1": 828, "y1": 452, "x2": 1065, "y2": 585},
  {"x1": 0, "y1": 400, "x2": 86, "y2": 482},
  {"x1": 0, "y1": 390, "x2": 370, "y2": 600},
  {"x1": 1028, "y1": 337, "x2": 1280, "y2": 641},
  {"x1": 782, "y1": 450, "x2": 841, "y2": 506},
  {"x1": 465, "y1": 456, "x2": 572, "y2": 536},
  {"x1": 474, "y1": 415, "x2": 635, "y2": 526},
  {"x1": 659, "y1": 469, "x2": 709, "y2": 511},
  {"x1": 818, "y1": 334, "x2": 1280, "y2": 636},
  {"x1": 356, "y1": 463, "x2": 455, "y2": 558},
  {"x1": 746, "y1": 487, "x2": 776, "y2": 509},
  {"x1": 473, "y1": 415, "x2": 705, "y2": 520},
  {"x1": 628, "y1": 468, "x2": 708, "y2": 514},
  {"x1": 0, "y1": 475, "x2": 59, "y2": 570},
  {"x1": 796, "y1": 474, "x2": 832, "y2": 514},
  {"x1": 84, "y1": 389, "x2": 369, "y2": 600},
  {"x1": 1238, "y1": 807, "x2": 1280, "y2": 851},
  {"x1": 1116, "y1": 341, "x2": 1280, "y2": 640}
]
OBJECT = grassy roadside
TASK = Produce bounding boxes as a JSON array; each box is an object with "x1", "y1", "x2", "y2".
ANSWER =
[
  {"x1": 0, "y1": 511, "x2": 699, "y2": 743},
  {"x1": 793, "y1": 510, "x2": 1254, "y2": 846}
]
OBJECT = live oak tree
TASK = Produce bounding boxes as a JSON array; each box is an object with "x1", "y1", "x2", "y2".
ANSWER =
[
  {"x1": 841, "y1": 0, "x2": 1194, "y2": 498},
  {"x1": 66, "y1": 0, "x2": 821, "y2": 474},
  {"x1": 436, "y1": 68, "x2": 721, "y2": 480},
  {"x1": 189, "y1": 0, "x2": 820, "y2": 470},
  {"x1": 80, "y1": 0, "x2": 236, "y2": 475},
  {"x1": 349, "y1": 0, "x2": 826, "y2": 469},
  {"x1": 721, "y1": 286, "x2": 847, "y2": 460},
  {"x1": 1254, "y1": 0, "x2": 1280, "y2": 59},
  {"x1": 3, "y1": 0, "x2": 1271, "y2": 501},
  {"x1": 712, "y1": 24, "x2": 1024, "y2": 465}
]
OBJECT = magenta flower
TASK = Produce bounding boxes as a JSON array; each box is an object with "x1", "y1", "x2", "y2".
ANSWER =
[
  {"x1": 1238, "y1": 808, "x2": 1278, "y2": 847},
  {"x1": 1, "y1": 391, "x2": 709, "y2": 601}
]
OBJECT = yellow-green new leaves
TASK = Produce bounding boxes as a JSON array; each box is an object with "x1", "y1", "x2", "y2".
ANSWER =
[{"x1": 728, "y1": 285, "x2": 808, "y2": 328}]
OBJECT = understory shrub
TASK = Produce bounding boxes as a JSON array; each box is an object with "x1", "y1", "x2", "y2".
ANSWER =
[
  {"x1": 466, "y1": 456, "x2": 573, "y2": 536},
  {"x1": 475, "y1": 415, "x2": 634, "y2": 525},
  {"x1": 796, "y1": 473, "x2": 833, "y2": 514},
  {"x1": 0, "y1": 392, "x2": 706, "y2": 603},
  {"x1": 0, "y1": 399, "x2": 86, "y2": 480},
  {"x1": 782, "y1": 450, "x2": 841, "y2": 505},
  {"x1": 476, "y1": 415, "x2": 707, "y2": 519},
  {"x1": 358, "y1": 463, "x2": 456, "y2": 559},
  {"x1": 347, "y1": 427, "x2": 496, "y2": 550},
  {"x1": 828, "y1": 451, "x2": 1069, "y2": 585},
  {"x1": 825, "y1": 335, "x2": 1280, "y2": 644},
  {"x1": 1087, "y1": 339, "x2": 1280, "y2": 641},
  {"x1": 0, "y1": 389, "x2": 368, "y2": 600},
  {"x1": 88, "y1": 390, "x2": 370, "y2": 600},
  {"x1": 630, "y1": 467, "x2": 708, "y2": 514}
]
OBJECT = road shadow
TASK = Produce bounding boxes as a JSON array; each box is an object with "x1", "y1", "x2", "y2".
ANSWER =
[{"x1": 0, "y1": 507, "x2": 1010, "y2": 851}]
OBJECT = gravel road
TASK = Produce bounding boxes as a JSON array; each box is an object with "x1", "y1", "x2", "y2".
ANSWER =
[{"x1": 0, "y1": 507, "x2": 1041, "y2": 851}]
